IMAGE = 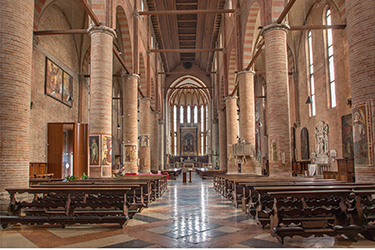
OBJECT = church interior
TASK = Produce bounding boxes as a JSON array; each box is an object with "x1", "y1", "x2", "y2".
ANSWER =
[{"x1": 1, "y1": 0, "x2": 375, "y2": 248}]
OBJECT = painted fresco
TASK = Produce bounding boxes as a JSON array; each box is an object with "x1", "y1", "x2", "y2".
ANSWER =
[
  {"x1": 269, "y1": 138, "x2": 277, "y2": 163},
  {"x1": 352, "y1": 105, "x2": 369, "y2": 164},
  {"x1": 89, "y1": 136, "x2": 100, "y2": 165},
  {"x1": 342, "y1": 114, "x2": 354, "y2": 159},
  {"x1": 102, "y1": 135, "x2": 112, "y2": 166},
  {"x1": 124, "y1": 145, "x2": 137, "y2": 162}
]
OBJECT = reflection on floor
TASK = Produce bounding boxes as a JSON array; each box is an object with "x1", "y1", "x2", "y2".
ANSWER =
[{"x1": 1, "y1": 172, "x2": 375, "y2": 248}]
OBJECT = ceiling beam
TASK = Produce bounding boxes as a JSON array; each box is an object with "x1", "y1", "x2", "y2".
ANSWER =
[
  {"x1": 290, "y1": 24, "x2": 346, "y2": 30},
  {"x1": 139, "y1": 9, "x2": 235, "y2": 16},
  {"x1": 150, "y1": 48, "x2": 223, "y2": 53},
  {"x1": 78, "y1": 0, "x2": 100, "y2": 26},
  {"x1": 34, "y1": 29, "x2": 88, "y2": 36},
  {"x1": 168, "y1": 86, "x2": 213, "y2": 89},
  {"x1": 276, "y1": 0, "x2": 297, "y2": 24}
]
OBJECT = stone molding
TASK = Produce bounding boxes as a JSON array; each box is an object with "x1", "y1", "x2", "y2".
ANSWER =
[
  {"x1": 261, "y1": 22, "x2": 290, "y2": 36},
  {"x1": 88, "y1": 25, "x2": 117, "y2": 38}
]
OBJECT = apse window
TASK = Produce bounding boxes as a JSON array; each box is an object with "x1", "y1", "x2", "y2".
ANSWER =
[
  {"x1": 326, "y1": 9, "x2": 336, "y2": 108},
  {"x1": 307, "y1": 30, "x2": 316, "y2": 116}
]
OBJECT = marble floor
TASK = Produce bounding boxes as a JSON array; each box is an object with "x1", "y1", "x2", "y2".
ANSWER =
[{"x1": 1, "y1": 173, "x2": 375, "y2": 248}]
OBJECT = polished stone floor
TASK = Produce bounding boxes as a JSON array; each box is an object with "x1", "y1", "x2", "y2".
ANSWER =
[{"x1": 1, "y1": 173, "x2": 375, "y2": 248}]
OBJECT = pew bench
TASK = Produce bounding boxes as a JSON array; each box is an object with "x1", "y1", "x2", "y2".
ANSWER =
[{"x1": 1, "y1": 187, "x2": 132, "y2": 229}]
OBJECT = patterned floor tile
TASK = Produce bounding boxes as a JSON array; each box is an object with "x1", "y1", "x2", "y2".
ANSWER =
[
  {"x1": 216, "y1": 226, "x2": 242, "y2": 233},
  {"x1": 145, "y1": 226, "x2": 174, "y2": 234},
  {"x1": 0, "y1": 232, "x2": 38, "y2": 248},
  {"x1": 132, "y1": 214, "x2": 164, "y2": 223},
  {"x1": 224, "y1": 213, "x2": 251, "y2": 222},
  {"x1": 239, "y1": 238, "x2": 296, "y2": 248},
  {"x1": 62, "y1": 234, "x2": 135, "y2": 248},
  {"x1": 103, "y1": 239, "x2": 154, "y2": 248},
  {"x1": 47, "y1": 224, "x2": 109, "y2": 238}
]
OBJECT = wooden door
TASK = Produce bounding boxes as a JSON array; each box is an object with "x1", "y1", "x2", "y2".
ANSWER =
[
  {"x1": 73, "y1": 123, "x2": 88, "y2": 177},
  {"x1": 48, "y1": 123, "x2": 63, "y2": 178}
]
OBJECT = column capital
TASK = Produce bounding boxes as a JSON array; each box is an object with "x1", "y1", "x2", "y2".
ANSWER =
[
  {"x1": 237, "y1": 70, "x2": 255, "y2": 77},
  {"x1": 88, "y1": 24, "x2": 117, "y2": 38},
  {"x1": 261, "y1": 22, "x2": 290, "y2": 36},
  {"x1": 122, "y1": 73, "x2": 140, "y2": 80},
  {"x1": 139, "y1": 97, "x2": 152, "y2": 102},
  {"x1": 224, "y1": 96, "x2": 238, "y2": 101}
]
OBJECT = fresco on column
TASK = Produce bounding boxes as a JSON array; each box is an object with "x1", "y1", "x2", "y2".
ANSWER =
[
  {"x1": 269, "y1": 138, "x2": 277, "y2": 163},
  {"x1": 124, "y1": 145, "x2": 137, "y2": 162},
  {"x1": 352, "y1": 105, "x2": 370, "y2": 164},
  {"x1": 89, "y1": 136, "x2": 100, "y2": 165},
  {"x1": 102, "y1": 135, "x2": 112, "y2": 166},
  {"x1": 341, "y1": 114, "x2": 354, "y2": 159}
]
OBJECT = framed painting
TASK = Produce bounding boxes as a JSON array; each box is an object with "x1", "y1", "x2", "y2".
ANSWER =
[
  {"x1": 301, "y1": 127, "x2": 309, "y2": 160},
  {"x1": 269, "y1": 138, "x2": 277, "y2": 163},
  {"x1": 45, "y1": 58, "x2": 73, "y2": 107},
  {"x1": 102, "y1": 135, "x2": 112, "y2": 166},
  {"x1": 352, "y1": 105, "x2": 370, "y2": 164},
  {"x1": 341, "y1": 114, "x2": 354, "y2": 159},
  {"x1": 89, "y1": 136, "x2": 100, "y2": 166},
  {"x1": 45, "y1": 58, "x2": 63, "y2": 100},
  {"x1": 124, "y1": 145, "x2": 137, "y2": 162}
]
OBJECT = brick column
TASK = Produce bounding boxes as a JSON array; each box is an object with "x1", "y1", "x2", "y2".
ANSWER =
[
  {"x1": 261, "y1": 23, "x2": 291, "y2": 177},
  {"x1": 238, "y1": 70, "x2": 255, "y2": 144},
  {"x1": 0, "y1": 0, "x2": 33, "y2": 195},
  {"x1": 211, "y1": 119, "x2": 219, "y2": 168},
  {"x1": 139, "y1": 98, "x2": 151, "y2": 173},
  {"x1": 150, "y1": 111, "x2": 159, "y2": 172},
  {"x1": 159, "y1": 120, "x2": 165, "y2": 170},
  {"x1": 238, "y1": 70, "x2": 256, "y2": 173},
  {"x1": 218, "y1": 111, "x2": 227, "y2": 171},
  {"x1": 88, "y1": 25, "x2": 116, "y2": 178},
  {"x1": 225, "y1": 96, "x2": 238, "y2": 173},
  {"x1": 122, "y1": 74, "x2": 139, "y2": 173},
  {"x1": 346, "y1": 0, "x2": 375, "y2": 182}
]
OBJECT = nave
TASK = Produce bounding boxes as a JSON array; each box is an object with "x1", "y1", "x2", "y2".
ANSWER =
[{"x1": 1, "y1": 174, "x2": 375, "y2": 248}]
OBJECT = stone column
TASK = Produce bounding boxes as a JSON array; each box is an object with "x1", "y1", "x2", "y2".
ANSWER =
[
  {"x1": 346, "y1": 0, "x2": 375, "y2": 182},
  {"x1": 0, "y1": 0, "x2": 33, "y2": 195},
  {"x1": 211, "y1": 119, "x2": 219, "y2": 168},
  {"x1": 225, "y1": 96, "x2": 239, "y2": 173},
  {"x1": 218, "y1": 111, "x2": 227, "y2": 171},
  {"x1": 150, "y1": 111, "x2": 159, "y2": 172},
  {"x1": 238, "y1": 70, "x2": 256, "y2": 173},
  {"x1": 123, "y1": 74, "x2": 139, "y2": 173},
  {"x1": 139, "y1": 98, "x2": 151, "y2": 173},
  {"x1": 261, "y1": 23, "x2": 291, "y2": 177},
  {"x1": 238, "y1": 70, "x2": 255, "y2": 144},
  {"x1": 159, "y1": 120, "x2": 165, "y2": 170},
  {"x1": 88, "y1": 25, "x2": 116, "y2": 178}
]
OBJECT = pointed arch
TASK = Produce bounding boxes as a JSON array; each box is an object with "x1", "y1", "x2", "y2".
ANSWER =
[
  {"x1": 139, "y1": 53, "x2": 146, "y2": 97},
  {"x1": 243, "y1": 2, "x2": 261, "y2": 66},
  {"x1": 228, "y1": 49, "x2": 236, "y2": 94},
  {"x1": 116, "y1": 5, "x2": 133, "y2": 72}
]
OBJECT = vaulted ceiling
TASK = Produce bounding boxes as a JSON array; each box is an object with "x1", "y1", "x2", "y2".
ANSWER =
[{"x1": 145, "y1": 0, "x2": 226, "y2": 73}]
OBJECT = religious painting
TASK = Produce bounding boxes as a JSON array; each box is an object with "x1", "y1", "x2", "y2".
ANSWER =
[
  {"x1": 269, "y1": 138, "x2": 277, "y2": 163},
  {"x1": 124, "y1": 145, "x2": 137, "y2": 162},
  {"x1": 183, "y1": 133, "x2": 194, "y2": 152},
  {"x1": 342, "y1": 114, "x2": 354, "y2": 159},
  {"x1": 45, "y1": 58, "x2": 73, "y2": 106},
  {"x1": 45, "y1": 58, "x2": 62, "y2": 100},
  {"x1": 102, "y1": 136, "x2": 112, "y2": 166},
  {"x1": 89, "y1": 136, "x2": 100, "y2": 165},
  {"x1": 352, "y1": 105, "x2": 369, "y2": 164},
  {"x1": 301, "y1": 127, "x2": 309, "y2": 160},
  {"x1": 139, "y1": 135, "x2": 149, "y2": 147},
  {"x1": 62, "y1": 71, "x2": 73, "y2": 106}
]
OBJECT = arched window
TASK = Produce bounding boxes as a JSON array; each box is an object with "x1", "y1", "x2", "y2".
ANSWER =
[
  {"x1": 194, "y1": 106, "x2": 198, "y2": 123},
  {"x1": 187, "y1": 106, "x2": 191, "y2": 123},
  {"x1": 173, "y1": 105, "x2": 177, "y2": 155},
  {"x1": 326, "y1": 8, "x2": 336, "y2": 108},
  {"x1": 201, "y1": 105, "x2": 204, "y2": 154},
  {"x1": 307, "y1": 30, "x2": 316, "y2": 116},
  {"x1": 180, "y1": 106, "x2": 184, "y2": 124}
]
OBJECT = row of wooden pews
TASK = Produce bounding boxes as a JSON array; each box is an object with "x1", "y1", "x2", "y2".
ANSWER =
[
  {"x1": 196, "y1": 168, "x2": 226, "y2": 179},
  {"x1": 213, "y1": 174, "x2": 375, "y2": 244},
  {"x1": 1, "y1": 174, "x2": 168, "y2": 229}
]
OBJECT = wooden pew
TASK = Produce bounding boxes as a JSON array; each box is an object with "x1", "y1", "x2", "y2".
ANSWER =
[
  {"x1": 162, "y1": 168, "x2": 181, "y2": 179},
  {"x1": 196, "y1": 169, "x2": 226, "y2": 179},
  {"x1": 267, "y1": 189, "x2": 363, "y2": 244},
  {"x1": 1, "y1": 187, "x2": 132, "y2": 229}
]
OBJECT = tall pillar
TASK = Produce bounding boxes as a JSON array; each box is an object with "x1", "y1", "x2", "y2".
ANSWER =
[
  {"x1": 88, "y1": 25, "x2": 116, "y2": 178},
  {"x1": 211, "y1": 119, "x2": 219, "y2": 168},
  {"x1": 123, "y1": 74, "x2": 139, "y2": 173},
  {"x1": 0, "y1": 0, "x2": 33, "y2": 194},
  {"x1": 238, "y1": 70, "x2": 256, "y2": 173},
  {"x1": 150, "y1": 111, "x2": 159, "y2": 172},
  {"x1": 139, "y1": 98, "x2": 151, "y2": 173},
  {"x1": 346, "y1": 0, "x2": 375, "y2": 182},
  {"x1": 261, "y1": 23, "x2": 291, "y2": 177},
  {"x1": 218, "y1": 111, "x2": 227, "y2": 171},
  {"x1": 238, "y1": 71, "x2": 256, "y2": 144},
  {"x1": 159, "y1": 120, "x2": 165, "y2": 170},
  {"x1": 225, "y1": 96, "x2": 238, "y2": 173}
]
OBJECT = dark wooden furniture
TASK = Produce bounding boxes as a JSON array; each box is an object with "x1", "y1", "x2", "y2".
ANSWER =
[
  {"x1": 323, "y1": 159, "x2": 354, "y2": 182},
  {"x1": 29, "y1": 162, "x2": 49, "y2": 178},
  {"x1": 291, "y1": 160, "x2": 311, "y2": 174},
  {"x1": 196, "y1": 168, "x2": 226, "y2": 179},
  {"x1": 162, "y1": 168, "x2": 182, "y2": 179}
]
